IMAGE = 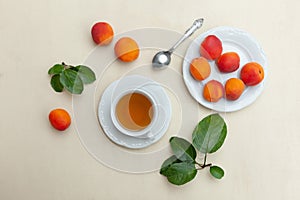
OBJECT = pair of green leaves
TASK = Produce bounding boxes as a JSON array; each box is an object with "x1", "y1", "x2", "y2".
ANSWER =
[
  {"x1": 160, "y1": 113, "x2": 227, "y2": 185},
  {"x1": 160, "y1": 138, "x2": 197, "y2": 185},
  {"x1": 48, "y1": 63, "x2": 96, "y2": 94}
]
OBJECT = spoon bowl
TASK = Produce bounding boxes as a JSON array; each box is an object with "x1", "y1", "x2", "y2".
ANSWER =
[
  {"x1": 152, "y1": 51, "x2": 171, "y2": 69},
  {"x1": 152, "y1": 18, "x2": 204, "y2": 69}
]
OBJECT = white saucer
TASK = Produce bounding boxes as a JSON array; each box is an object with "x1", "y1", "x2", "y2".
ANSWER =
[
  {"x1": 98, "y1": 75, "x2": 172, "y2": 149},
  {"x1": 183, "y1": 26, "x2": 268, "y2": 112}
]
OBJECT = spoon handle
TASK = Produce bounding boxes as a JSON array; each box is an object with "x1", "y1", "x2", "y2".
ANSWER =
[{"x1": 169, "y1": 18, "x2": 204, "y2": 53}]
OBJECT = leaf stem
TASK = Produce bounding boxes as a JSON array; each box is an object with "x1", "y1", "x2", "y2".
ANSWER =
[
  {"x1": 203, "y1": 153, "x2": 207, "y2": 166},
  {"x1": 195, "y1": 161, "x2": 202, "y2": 167},
  {"x1": 195, "y1": 158, "x2": 212, "y2": 169},
  {"x1": 196, "y1": 163, "x2": 212, "y2": 170},
  {"x1": 202, "y1": 163, "x2": 212, "y2": 168},
  {"x1": 61, "y1": 62, "x2": 73, "y2": 69}
]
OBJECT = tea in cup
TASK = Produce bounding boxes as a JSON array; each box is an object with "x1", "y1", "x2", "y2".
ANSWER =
[{"x1": 111, "y1": 89, "x2": 159, "y2": 138}]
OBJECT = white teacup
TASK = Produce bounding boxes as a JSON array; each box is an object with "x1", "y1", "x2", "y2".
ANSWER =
[{"x1": 111, "y1": 88, "x2": 164, "y2": 138}]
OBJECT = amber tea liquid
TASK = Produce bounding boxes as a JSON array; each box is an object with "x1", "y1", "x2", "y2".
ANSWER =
[{"x1": 115, "y1": 92, "x2": 153, "y2": 131}]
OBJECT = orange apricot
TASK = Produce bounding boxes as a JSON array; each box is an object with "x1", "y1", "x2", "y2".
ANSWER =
[
  {"x1": 216, "y1": 52, "x2": 240, "y2": 73},
  {"x1": 114, "y1": 37, "x2": 140, "y2": 62},
  {"x1": 91, "y1": 22, "x2": 114, "y2": 45},
  {"x1": 189, "y1": 57, "x2": 211, "y2": 81},
  {"x1": 225, "y1": 78, "x2": 245, "y2": 100},
  {"x1": 49, "y1": 108, "x2": 71, "y2": 131},
  {"x1": 200, "y1": 35, "x2": 223, "y2": 60},
  {"x1": 240, "y1": 62, "x2": 264, "y2": 86},
  {"x1": 203, "y1": 80, "x2": 224, "y2": 102}
]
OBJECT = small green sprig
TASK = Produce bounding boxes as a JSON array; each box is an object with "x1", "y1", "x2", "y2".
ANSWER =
[
  {"x1": 48, "y1": 62, "x2": 96, "y2": 94},
  {"x1": 160, "y1": 113, "x2": 227, "y2": 185}
]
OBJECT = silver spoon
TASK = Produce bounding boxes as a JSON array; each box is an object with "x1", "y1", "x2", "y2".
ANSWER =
[{"x1": 152, "y1": 18, "x2": 204, "y2": 69}]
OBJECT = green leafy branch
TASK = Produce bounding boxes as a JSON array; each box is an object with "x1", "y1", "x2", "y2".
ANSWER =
[
  {"x1": 48, "y1": 62, "x2": 96, "y2": 94},
  {"x1": 160, "y1": 113, "x2": 227, "y2": 185}
]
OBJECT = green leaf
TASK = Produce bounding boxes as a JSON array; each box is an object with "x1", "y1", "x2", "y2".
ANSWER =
[
  {"x1": 210, "y1": 165, "x2": 224, "y2": 179},
  {"x1": 50, "y1": 74, "x2": 64, "y2": 92},
  {"x1": 170, "y1": 137, "x2": 196, "y2": 162},
  {"x1": 60, "y1": 69, "x2": 84, "y2": 94},
  {"x1": 192, "y1": 113, "x2": 227, "y2": 154},
  {"x1": 69, "y1": 66, "x2": 79, "y2": 72},
  {"x1": 48, "y1": 64, "x2": 64, "y2": 75},
  {"x1": 74, "y1": 65, "x2": 96, "y2": 84},
  {"x1": 160, "y1": 155, "x2": 181, "y2": 176},
  {"x1": 164, "y1": 162, "x2": 197, "y2": 185}
]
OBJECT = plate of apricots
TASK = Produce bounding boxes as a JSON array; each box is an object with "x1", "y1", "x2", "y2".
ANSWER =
[{"x1": 183, "y1": 26, "x2": 268, "y2": 112}]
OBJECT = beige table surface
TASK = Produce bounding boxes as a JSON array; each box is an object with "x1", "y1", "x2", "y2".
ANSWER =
[{"x1": 1, "y1": 0, "x2": 300, "y2": 199}]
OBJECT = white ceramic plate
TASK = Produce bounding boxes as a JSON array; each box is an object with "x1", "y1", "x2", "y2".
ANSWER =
[
  {"x1": 98, "y1": 75, "x2": 172, "y2": 149},
  {"x1": 183, "y1": 26, "x2": 268, "y2": 112}
]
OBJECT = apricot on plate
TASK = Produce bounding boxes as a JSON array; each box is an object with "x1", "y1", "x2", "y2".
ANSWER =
[
  {"x1": 217, "y1": 52, "x2": 240, "y2": 73},
  {"x1": 203, "y1": 80, "x2": 224, "y2": 102},
  {"x1": 91, "y1": 22, "x2": 114, "y2": 45},
  {"x1": 49, "y1": 108, "x2": 71, "y2": 131},
  {"x1": 200, "y1": 35, "x2": 223, "y2": 60},
  {"x1": 225, "y1": 78, "x2": 245, "y2": 100},
  {"x1": 190, "y1": 57, "x2": 211, "y2": 81},
  {"x1": 114, "y1": 37, "x2": 140, "y2": 62},
  {"x1": 240, "y1": 62, "x2": 264, "y2": 86}
]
